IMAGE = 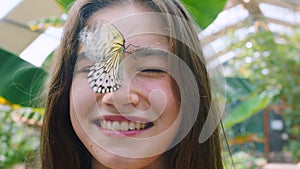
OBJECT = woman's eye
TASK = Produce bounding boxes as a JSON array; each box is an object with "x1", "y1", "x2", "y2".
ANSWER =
[{"x1": 140, "y1": 68, "x2": 165, "y2": 74}]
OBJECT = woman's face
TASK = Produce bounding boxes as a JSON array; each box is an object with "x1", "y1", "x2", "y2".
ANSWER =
[{"x1": 70, "y1": 4, "x2": 181, "y2": 169}]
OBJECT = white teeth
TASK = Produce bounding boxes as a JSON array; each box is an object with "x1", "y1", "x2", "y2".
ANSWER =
[
  {"x1": 107, "y1": 121, "x2": 112, "y2": 130},
  {"x1": 129, "y1": 122, "x2": 135, "y2": 130},
  {"x1": 112, "y1": 121, "x2": 120, "y2": 131},
  {"x1": 101, "y1": 120, "x2": 107, "y2": 129},
  {"x1": 120, "y1": 121, "x2": 128, "y2": 131},
  {"x1": 99, "y1": 120, "x2": 149, "y2": 131},
  {"x1": 135, "y1": 123, "x2": 141, "y2": 130}
]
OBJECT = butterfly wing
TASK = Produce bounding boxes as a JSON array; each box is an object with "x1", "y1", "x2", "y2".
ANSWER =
[
  {"x1": 88, "y1": 60, "x2": 121, "y2": 93},
  {"x1": 79, "y1": 21, "x2": 125, "y2": 62},
  {"x1": 81, "y1": 21, "x2": 125, "y2": 93}
]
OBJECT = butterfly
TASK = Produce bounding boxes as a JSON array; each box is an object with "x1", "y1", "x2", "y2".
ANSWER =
[{"x1": 79, "y1": 21, "x2": 125, "y2": 93}]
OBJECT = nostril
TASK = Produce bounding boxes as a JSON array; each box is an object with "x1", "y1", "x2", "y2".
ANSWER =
[
  {"x1": 100, "y1": 92, "x2": 114, "y2": 102},
  {"x1": 129, "y1": 93, "x2": 139, "y2": 105}
]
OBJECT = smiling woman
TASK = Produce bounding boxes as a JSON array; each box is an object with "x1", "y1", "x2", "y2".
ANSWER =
[{"x1": 40, "y1": 0, "x2": 224, "y2": 169}]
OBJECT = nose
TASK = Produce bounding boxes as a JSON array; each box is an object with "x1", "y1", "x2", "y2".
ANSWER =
[
  {"x1": 96, "y1": 55, "x2": 142, "y2": 112},
  {"x1": 100, "y1": 79, "x2": 140, "y2": 111}
]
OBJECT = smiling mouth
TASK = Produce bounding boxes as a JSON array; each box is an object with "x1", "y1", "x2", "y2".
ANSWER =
[{"x1": 93, "y1": 119, "x2": 154, "y2": 132}]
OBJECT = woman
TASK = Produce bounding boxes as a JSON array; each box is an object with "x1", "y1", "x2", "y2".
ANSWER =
[{"x1": 40, "y1": 0, "x2": 224, "y2": 168}]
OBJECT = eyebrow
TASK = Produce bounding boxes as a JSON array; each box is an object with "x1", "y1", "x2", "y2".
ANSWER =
[
  {"x1": 129, "y1": 47, "x2": 170, "y2": 59},
  {"x1": 77, "y1": 47, "x2": 170, "y2": 62}
]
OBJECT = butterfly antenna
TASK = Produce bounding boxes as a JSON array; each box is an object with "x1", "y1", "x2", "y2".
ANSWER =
[{"x1": 125, "y1": 44, "x2": 140, "y2": 54}]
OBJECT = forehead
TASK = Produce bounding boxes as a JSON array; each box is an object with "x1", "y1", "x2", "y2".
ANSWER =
[{"x1": 86, "y1": 4, "x2": 168, "y2": 39}]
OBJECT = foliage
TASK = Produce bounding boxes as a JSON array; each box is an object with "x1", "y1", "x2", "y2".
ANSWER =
[
  {"x1": 227, "y1": 28, "x2": 300, "y2": 160},
  {"x1": 228, "y1": 29, "x2": 300, "y2": 109},
  {"x1": 222, "y1": 77, "x2": 271, "y2": 147},
  {"x1": 11, "y1": 107, "x2": 44, "y2": 128},
  {"x1": 179, "y1": 0, "x2": 226, "y2": 29},
  {"x1": 223, "y1": 151, "x2": 267, "y2": 169},
  {"x1": 225, "y1": 77, "x2": 254, "y2": 103},
  {"x1": 56, "y1": 0, "x2": 75, "y2": 11},
  {"x1": 0, "y1": 104, "x2": 40, "y2": 169},
  {"x1": 223, "y1": 91, "x2": 273, "y2": 130},
  {"x1": 223, "y1": 74, "x2": 273, "y2": 164},
  {"x1": 0, "y1": 49, "x2": 46, "y2": 108}
]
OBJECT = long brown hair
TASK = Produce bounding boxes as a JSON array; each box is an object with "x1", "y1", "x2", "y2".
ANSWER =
[{"x1": 40, "y1": 0, "x2": 223, "y2": 168}]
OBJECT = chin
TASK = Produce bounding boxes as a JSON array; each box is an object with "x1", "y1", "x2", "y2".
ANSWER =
[{"x1": 92, "y1": 150, "x2": 160, "y2": 169}]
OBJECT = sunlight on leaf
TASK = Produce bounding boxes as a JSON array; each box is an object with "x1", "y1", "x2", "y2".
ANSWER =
[{"x1": 223, "y1": 92, "x2": 273, "y2": 129}]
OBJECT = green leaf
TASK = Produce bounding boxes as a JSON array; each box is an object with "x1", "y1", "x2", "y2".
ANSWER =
[
  {"x1": 56, "y1": 0, "x2": 74, "y2": 11},
  {"x1": 180, "y1": 0, "x2": 226, "y2": 28},
  {"x1": 225, "y1": 77, "x2": 254, "y2": 102},
  {"x1": 0, "y1": 49, "x2": 47, "y2": 107},
  {"x1": 223, "y1": 92, "x2": 273, "y2": 129}
]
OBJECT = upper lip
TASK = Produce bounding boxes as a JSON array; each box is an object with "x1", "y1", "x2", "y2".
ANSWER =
[
  {"x1": 93, "y1": 115, "x2": 152, "y2": 123},
  {"x1": 92, "y1": 115, "x2": 155, "y2": 132}
]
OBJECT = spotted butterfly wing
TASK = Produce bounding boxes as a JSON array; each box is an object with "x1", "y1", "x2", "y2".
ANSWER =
[
  {"x1": 79, "y1": 21, "x2": 125, "y2": 93},
  {"x1": 88, "y1": 53, "x2": 122, "y2": 93}
]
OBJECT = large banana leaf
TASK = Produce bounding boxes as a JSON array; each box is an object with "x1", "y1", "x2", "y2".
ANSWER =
[
  {"x1": 225, "y1": 77, "x2": 254, "y2": 103},
  {"x1": 56, "y1": 0, "x2": 75, "y2": 11},
  {"x1": 0, "y1": 49, "x2": 46, "y2": 107},
  {"x1": 56, "y1": 0, "x2": 226, "y2": 29},
  {"x1": 223, "y1": 92, "x2": 273, "y2": 130},
  {"x1": 180, "y1": 0, "x2": 226, "y2": 28}
]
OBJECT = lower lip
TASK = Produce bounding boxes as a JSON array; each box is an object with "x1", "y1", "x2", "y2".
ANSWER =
[{"x1": 95, "y1": 125, "x2": 151, "y2": 137}]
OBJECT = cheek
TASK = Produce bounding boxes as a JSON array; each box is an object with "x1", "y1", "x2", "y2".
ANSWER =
[
  {"x1": 70, "y1": 77, "x2": 96, "y2": 115},
  {"x1": 134, "y1": 78, "x2": 170, "y2": 108},
  {"x1": 154, "y1": 79, "x2": 180, "y2": 127},
  {"x1": 69, "y1": 77, "x2": 97, "y2": 141},
  {"x1": 134, "y1": 77, "x2": 180, "y2": 121},
  {"x1": 69, "y1": 78, "x2": 97, "y2": 152},
  {"x1": 161, "y1": 89, "x2": 180, "y2": 127}
]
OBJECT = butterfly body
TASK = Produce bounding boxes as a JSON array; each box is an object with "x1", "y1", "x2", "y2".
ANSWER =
[{"x1": 79, "y1": 21, "x2": 125, "y2": 93}]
